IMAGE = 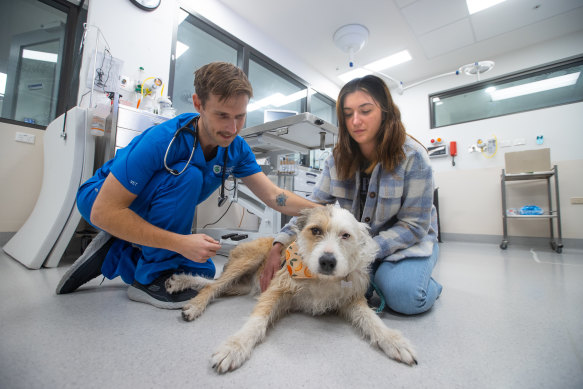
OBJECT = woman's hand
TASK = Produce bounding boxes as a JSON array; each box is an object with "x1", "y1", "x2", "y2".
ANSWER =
[{"x1": 260, "y1": 242, "x2": 284, "y2": 292}]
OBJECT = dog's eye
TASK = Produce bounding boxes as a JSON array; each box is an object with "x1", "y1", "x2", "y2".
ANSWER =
[
  {"x1": 311, "y1": 227, "x2": 322, "y2": 236},
  {"x1": 341, "y1": 233, "x2": 351, "y2": 240}
]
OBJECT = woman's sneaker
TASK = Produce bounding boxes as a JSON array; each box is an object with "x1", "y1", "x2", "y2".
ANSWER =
[
  {"x1": 55, "y1": 231, "x2": 114, "y2": 294},
  {"x1": 127, "y1": 271, "x2": 199, "y2": 309}
]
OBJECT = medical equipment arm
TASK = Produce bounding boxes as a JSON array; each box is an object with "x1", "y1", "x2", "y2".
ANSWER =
[{"x1": 90, "y1": 174, "x2": 220, "y2": 262}]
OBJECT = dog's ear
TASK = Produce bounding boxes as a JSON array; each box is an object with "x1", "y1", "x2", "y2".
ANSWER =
[
  {"x1": 357, "y1": 221, "x2": 373, "y2": 242},
  {"x1": 293, "y1": 207, "x2": 315, "y2": 233},
  {"x1": 294, "y1": 213, "x2": 308, "y2": 233}
]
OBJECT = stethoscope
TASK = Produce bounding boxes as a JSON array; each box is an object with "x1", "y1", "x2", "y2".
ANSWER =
[{"x1": 164, "y1": 116, "x2": 230, "y2": 207}]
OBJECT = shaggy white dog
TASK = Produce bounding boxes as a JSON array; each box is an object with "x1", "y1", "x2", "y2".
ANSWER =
[{"x1": 166, "y1": 205, "x2": 417, "y2": 373}]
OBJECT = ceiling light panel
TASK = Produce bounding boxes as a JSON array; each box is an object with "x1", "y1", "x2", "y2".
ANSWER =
[{"x1": 466, "y1": 0, "x2": 506, "y2": 15}]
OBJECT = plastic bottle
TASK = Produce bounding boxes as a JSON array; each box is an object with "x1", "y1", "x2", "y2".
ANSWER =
[
  {"x1": 135, "y1": 66, "x2": 145, "y2": 108},
  {"x1": 158, "y1": 96, "x2": 175, "y2": 118},
  {"x1": 140, "y1": 94, "x2": 156, "y2": 113}
]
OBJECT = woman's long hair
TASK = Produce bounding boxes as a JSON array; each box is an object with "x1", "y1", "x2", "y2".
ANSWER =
[{"x1": 333, "y1": 75, "x2": 407, "y2": 180}]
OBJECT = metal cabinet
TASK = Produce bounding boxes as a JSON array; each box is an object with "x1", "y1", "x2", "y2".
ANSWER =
[
  {"x1": 94, "y1": 104, "x2": 169, "y2": 170},
  {"x1": 500, "y1": 165, "x2": 563, "y2": 253}
]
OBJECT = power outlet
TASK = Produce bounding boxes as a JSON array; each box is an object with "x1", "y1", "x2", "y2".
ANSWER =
[
  {"x1": 15, "y1": 132, "x2": 35, "y2": 144},
  {"x1": 571, "y1": 197, "x2": 583, "y2": 205}
]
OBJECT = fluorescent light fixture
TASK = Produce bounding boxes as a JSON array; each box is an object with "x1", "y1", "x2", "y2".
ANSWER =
[
  {"x1": 0, "y1": 72, "x2": 6, "y2": 95},
  {"x1": 338, "y1": 50, "x2": 412, "y2": 82},
  {"x1": 488, "y1": 72, "x2": 580, "y2": 101},
  {"x1": 365, "y1": 50, "x2": 412, "y2": 72},
  {"x1": 176, "y1": 41, "x2": 189, "y2": 59},
  {"x1": 22, "y1": 49, "x2": 58, "y2": 63},
  {"x1": 466, "y1": 0, "x2": 506, "y2": 15}
]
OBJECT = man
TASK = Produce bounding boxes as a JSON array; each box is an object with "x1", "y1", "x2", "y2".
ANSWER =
[{"x1": 56, "y1": 62, "x2": 317, "y2": 309}]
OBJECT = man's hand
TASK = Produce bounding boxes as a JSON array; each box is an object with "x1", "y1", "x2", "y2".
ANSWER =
[
  {"x1": 178, "y1": 234, "x2": 221, "y2": 263},
  {"x1": 260, "y1": 242, "x2": 284, "y2": 292}
]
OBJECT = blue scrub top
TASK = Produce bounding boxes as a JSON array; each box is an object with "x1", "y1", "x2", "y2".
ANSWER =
[{"x1": 98, "y1": 112, "x2": 261, "y2": 205}]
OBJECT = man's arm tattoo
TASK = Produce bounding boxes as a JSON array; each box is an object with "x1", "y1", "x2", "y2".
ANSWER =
[{"x1": 275, "y1": 192, "x2": 288, "y2": 207}]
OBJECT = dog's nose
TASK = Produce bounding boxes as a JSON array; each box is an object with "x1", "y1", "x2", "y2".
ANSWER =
[{"x1": 318, "y1": 253, "x2": 336, "y2": 274}]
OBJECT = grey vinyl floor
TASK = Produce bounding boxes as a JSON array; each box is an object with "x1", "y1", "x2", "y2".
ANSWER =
[{"x1": 1, "y1": 240, "x2": 582, "y2": 389}]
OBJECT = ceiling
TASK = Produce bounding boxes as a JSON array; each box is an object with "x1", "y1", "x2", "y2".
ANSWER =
[{"x1": 217, "y1": 0, "x2": 583, "y2": 90}]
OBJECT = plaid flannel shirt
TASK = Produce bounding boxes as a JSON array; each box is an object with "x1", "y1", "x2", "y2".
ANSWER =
[{"x1": 275, "y1": 136, "x2": 438, "y2": 262}]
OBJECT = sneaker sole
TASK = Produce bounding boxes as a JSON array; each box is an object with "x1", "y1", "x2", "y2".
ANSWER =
[
  {"x1": 127, "y1": 285, "x2": 185, "y2": 310},
  {"x1": 55, "y1": 232, "x2": 112, "y2": 294}
]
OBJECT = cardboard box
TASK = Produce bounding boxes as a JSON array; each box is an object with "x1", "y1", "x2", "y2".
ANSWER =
[{"x1": 504, "y1": 148, "x2": 551, "y2": 174}]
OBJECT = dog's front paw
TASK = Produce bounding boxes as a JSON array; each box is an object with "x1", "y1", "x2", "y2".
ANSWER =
[
  {"x1": 211, "y1": 338, "x2": 251, "y2": 374},
  {"x1": 165, "y1": 274, "x2": 189, "y2": 294},
  {"x1": 181, "y1": 300, "x2": 206, "y2": 322},
  {"x1": 378, "y1": 329, "x2": 418, "y2": 366}
]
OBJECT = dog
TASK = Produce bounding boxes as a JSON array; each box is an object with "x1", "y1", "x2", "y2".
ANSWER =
[{"x1": 166, "y1": 205, "x2": 417, "y2": 373}]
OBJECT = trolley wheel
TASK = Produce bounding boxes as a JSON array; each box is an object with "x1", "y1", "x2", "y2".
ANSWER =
[
  {"x1": 500, "y1": 241, "x2": 508, "y2": 250},
  {"x1": 550, "y1": 241, "x2": 563, "y2": 254}
]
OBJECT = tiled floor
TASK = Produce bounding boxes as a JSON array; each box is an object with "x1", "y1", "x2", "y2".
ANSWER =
[{"x1": 1, "y1": 240, "x2": 582, "y2": 388}]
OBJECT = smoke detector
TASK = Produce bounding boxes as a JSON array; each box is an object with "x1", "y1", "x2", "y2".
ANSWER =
[{"x1": 333, "y1": 24, "x2": 369, "y2": 67}]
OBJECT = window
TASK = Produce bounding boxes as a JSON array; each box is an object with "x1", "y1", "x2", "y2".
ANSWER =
[
  {"x1": 430, "y1": 55, "x2": 583, "y2": 128},
  {"x1": 171, "y1": 9, "x2": 339, "y2": 172},
  {"x1": 246, "y1": 55, "x2": 307, "y2": 128},
  {"x1": 171, "y1": 10, "x2": 239, "y2": 116},
  {"x1": 0, "y1": 0, "x2": 86, "y2": 128},
  {"x1": 310, "y1": 91, "x2": 337, "y2": 126},
  {"x1": 170, "y1": 8, "x2": 334, "y2": 129}
]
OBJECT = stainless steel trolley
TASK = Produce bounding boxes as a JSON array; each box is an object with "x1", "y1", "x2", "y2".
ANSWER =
[{"x1": 500, "y1": 165, "x2": 563, "y2": 253}]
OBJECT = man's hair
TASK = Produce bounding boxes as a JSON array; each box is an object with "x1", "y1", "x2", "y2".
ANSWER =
[{"x1": 194, "y1": 62, "x2": 253, "y2": 107}]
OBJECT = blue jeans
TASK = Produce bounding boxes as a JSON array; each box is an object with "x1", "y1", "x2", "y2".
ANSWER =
[
  {"x1": 76, "y1": 162, "x2": 216, "y2": 285},
  {"x1": 372, "y1": 243, "x2": 442, "y2": 315}
]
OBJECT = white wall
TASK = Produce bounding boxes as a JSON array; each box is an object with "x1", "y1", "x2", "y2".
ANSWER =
[
  {"x1": 78, "y1": 0, "x2": 176, "y2": 106},
  {"x1": 0, "y1": 123, "x2": 44, "y2": 232},
  {"x1": 393, "y1": 30, "x2": 583, "y2": 241}
]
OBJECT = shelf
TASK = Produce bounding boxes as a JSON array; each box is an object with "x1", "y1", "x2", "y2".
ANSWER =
[
  {"x1": 503, "y1": 170, "x2": 554, "y2": 181},
  {"x1": 505, "y1": 214, "x2": 558, "y2": 219},
  {"x1": 500, "y1": 165, "x2": 563, "y2": 252}
]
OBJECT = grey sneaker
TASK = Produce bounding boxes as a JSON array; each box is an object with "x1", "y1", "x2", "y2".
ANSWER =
[
  {"x1": 127, "y1": 271, "x2": 199, "y2": 309},
  {"x1": 55, "y1": 231, "x2": 114, "y2": 294}
]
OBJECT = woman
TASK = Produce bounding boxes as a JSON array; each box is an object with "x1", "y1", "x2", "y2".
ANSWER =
[{"x1": 261, "y1": 74, "x2": 442, "y2": 315}]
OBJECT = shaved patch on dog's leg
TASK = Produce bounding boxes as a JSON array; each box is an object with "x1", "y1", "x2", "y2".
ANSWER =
[{"x1": 339, "y1": 298, "x2": 417, "y2": 366}]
